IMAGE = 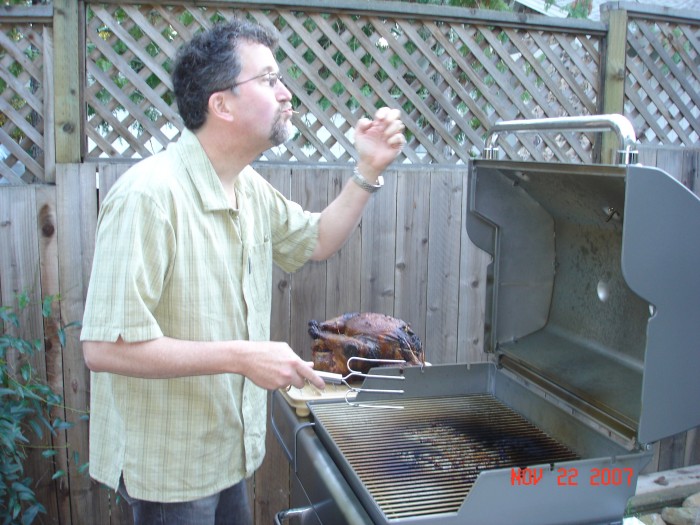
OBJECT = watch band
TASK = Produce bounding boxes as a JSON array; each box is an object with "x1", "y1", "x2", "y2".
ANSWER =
[{"x1": 351, "y1": 167, "x2": 384, "y2": 193}]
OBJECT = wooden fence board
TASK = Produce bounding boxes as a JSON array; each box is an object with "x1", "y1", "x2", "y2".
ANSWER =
[
  {"x1": 56, "y1": 164, "x2": 101, "y2": 525},
  {"x1": 360, "y1": 170, "x2": 398, "y2": 315},
  {"x1": 657, "y1": 432, "x2": 691, "y2": 473},
  {"x1": 98, "y1": 162, "x2": 132, "y2": 203},
  {"x1": 637, "y1": 145, "x2": 658, "y2": 167},
  {"x1": 656, "y1": 148, "x2": 687, "y2": 184},
  {"x1": 425, "y1": 168, "x2": 463, "y2": 364},
  {"x1": 324, "y1": 169, "x2": 362, "y2": 317},
  {"x1": 393, "y1": 169, "x2": 431, "y2": 346},
  {"x1": 43, "y1": 25, "x2": 56, "y2": 184},
  {"x1": 457, "y1": 175, "x2": 490, "y2": 364},
  {"x1": 0, "y1": 186, "x2": 39, "y2": 313},
  {"x1": 675, "y1": 149, "x2": 698, "y2": 196},
  {"x1": 35, "y1": 184, "x2": 69, "y2": 524},
  {"x1": 685, "y1": 429, "x2": 700, "y2": 467},
  {"x1": 290, "y1": 167, "x2": 330, "y2": 360},
  {"x1": 53, "y1": 0, "x2": 81, "y2": 163},
  {"x1": 0, "y1": 186, "x2": 58, "y2": 520}
]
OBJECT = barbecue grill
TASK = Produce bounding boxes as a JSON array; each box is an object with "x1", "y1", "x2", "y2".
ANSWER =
[{"x1": 272, "y1": 115, "x2": 700, "y2": 525}]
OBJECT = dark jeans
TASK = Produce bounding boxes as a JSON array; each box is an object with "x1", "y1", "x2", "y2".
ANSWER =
[{"x1": 118, "y1": 477, "x2": 253, "y2": 525}]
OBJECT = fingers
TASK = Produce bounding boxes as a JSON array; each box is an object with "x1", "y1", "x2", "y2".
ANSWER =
[
  {"x1": 383, "y1": 117, "x2": 405, "y2": 135},
  {"x1": 300, "y1": 361, "x2": 326, "y2": 390},
  {"x1": 385, "y1": 121, "x2": 406, "y2": 148},
  {"x1": 244, "y1": 342, "x2": 327, "y2": 391},
  {"x1": 281, "y1": 356, "x2": 325, "y2": 391},
  {"x1": 359, "y1": 108, "x2": 403, "y2": 132},
  {"x1": 355, "y1": 117, "x2": 373, "y2": 134},
  {"x1": 372, "y1": 108, "x2": 405, "y2": 143},
  {"x1": 374, "y1": 107, "x2": 400, "y2": 122}
]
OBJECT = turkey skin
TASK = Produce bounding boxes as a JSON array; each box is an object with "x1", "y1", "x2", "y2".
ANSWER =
[{"x1": 308, "y1": 312, "x2": 423, "y2": 376}]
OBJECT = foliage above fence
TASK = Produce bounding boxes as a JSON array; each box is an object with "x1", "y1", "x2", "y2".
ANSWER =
[{"x1": 0, "y1": 1, "x2": 699, "y2": 184}]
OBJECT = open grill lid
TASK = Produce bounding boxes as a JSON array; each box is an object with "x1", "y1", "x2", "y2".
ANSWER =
[{"x1": 466, "y1": 116, "x2": 700, "y2": 446}]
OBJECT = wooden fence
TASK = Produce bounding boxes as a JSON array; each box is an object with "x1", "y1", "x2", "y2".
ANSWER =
[
  {"x1": 1, "y1": 148, "x2": 698, "y2": 524},
  {"x1": 1, "y1": 0, "x2": 699, "y2": 524}
]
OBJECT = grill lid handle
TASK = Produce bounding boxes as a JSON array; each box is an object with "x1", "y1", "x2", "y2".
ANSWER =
[{"x1": 483, "y1": 114, "x2": 638, "y2": 165}]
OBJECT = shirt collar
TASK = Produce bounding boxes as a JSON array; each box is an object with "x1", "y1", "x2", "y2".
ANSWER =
[{"x1": 174, "y1": 128, "x2": 232, "y2": 212}]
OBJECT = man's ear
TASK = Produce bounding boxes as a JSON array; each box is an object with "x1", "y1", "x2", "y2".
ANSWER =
[{"x1": 208, "y1": 91, "x2": 235, "y2": 123}]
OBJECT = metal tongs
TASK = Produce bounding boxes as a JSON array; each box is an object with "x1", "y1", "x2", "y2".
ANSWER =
[{"x1": 316, "y1": 356, "x2": 406, "y2": 409}]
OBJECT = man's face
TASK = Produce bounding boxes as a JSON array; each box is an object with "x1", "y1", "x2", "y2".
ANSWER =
[{"x1": 231, "y1": 42, "x2": 294, "y2": 149}]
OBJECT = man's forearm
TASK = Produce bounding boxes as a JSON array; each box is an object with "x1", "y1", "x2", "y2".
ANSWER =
[
  {"x1": 82, "y1": 336, "x2": 246, "y2": 378},
  {"x1": 82, "y1": 336, "x2": 326, "y2": 390}
]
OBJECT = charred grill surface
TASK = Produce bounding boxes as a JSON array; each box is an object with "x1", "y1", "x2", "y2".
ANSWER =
[{"x1": 311, "y1": 394, "x2": 579, "y2": 520}]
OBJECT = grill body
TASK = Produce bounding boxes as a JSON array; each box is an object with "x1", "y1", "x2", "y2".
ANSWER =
[
  {"x1": 274, "y1": 362, "x2": 652, "y2": 525},
  {"x1": 273, "y1": 145, "x2": 700, "y2": 524},
  {"x1": 311, "y1": 394, "x2": 580, "y2": 521}
]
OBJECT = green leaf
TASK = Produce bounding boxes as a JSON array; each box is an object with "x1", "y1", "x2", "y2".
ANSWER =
[
  {"x1": 41, "y1": 296, "x2": 54, "y2": 318},
  {"x1": 21, "y1": 503, "x2": 44, "y2": 525},
  {"x1": 16, "y1": 292, "x2": 30, "y2": 309},
  {"x1": 0, "y1": 306, "x2": 20, "y2": 327},
  {"x1": 27, "y1": 418, "x2": 44, "y2": 440},
  {"x1": 53, "y1": 419, "x2": 74, "y2": 431},
  {"x1": 20, "y1": 362, "x2": 32, "y2": 382}
]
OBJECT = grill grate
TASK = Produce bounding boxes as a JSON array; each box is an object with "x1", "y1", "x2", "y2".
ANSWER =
[{"x1": 311, "y1": 394, "x2": 579, "y2": 520}]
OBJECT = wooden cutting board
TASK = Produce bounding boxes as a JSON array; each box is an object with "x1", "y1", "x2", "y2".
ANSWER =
[{"x1": 279, "y1": 382, "x2": 357, "y2": 417}]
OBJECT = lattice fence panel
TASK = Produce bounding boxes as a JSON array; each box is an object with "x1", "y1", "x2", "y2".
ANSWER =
[
  {"x1": 85, "y1": 5, "x2": 188, "y2": 159},
  {"x1": 625, "y1": 16, "x2": 700, "y2": 146},
  {"x1": 84, "y1": 4, "x2": 602, "y2": 164},
  {"x1": 0, "y1": 23, "x2": 48, "y2": 184}
]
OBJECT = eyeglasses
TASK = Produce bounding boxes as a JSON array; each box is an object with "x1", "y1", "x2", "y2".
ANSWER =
[{"x1": 231, "y1": 71, "x2": 284, "y2": 90}]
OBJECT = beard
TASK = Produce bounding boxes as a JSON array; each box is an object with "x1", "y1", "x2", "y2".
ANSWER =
[{"x1": 268, "y1": 111, "x2": 293, "y2": 146}]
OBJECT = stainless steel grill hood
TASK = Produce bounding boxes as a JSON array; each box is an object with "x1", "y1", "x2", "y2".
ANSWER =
[{"x1": 466, "y1": 156, "x2": 700, "y2": 446}]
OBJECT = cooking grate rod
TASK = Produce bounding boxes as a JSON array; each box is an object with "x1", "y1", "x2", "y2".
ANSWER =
[{"x1": 311, "y1": 394, "x2": 580, "y2": 520}]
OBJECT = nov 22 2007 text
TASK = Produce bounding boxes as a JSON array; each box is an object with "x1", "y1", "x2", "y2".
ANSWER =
[{"x1": 510, "y1": 467, "x2": 635, "y2": 487}]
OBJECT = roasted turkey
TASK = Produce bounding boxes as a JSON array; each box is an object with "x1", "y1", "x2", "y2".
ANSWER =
[{"x1": 308, "y1": 312, "x2": 424, "y2": 376}]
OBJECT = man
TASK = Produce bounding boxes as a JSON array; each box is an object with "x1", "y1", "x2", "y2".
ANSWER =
[{"x1": 80, "y1": 19, "x2": 405, "y2": 525}]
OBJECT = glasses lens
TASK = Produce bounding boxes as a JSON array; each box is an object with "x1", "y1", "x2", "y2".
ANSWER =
[{"x1": 269, "y1": 73, "x2": 280, "y2": 88}]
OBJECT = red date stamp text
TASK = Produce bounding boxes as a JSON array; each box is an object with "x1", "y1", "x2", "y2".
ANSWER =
[{"x1": 510, "y1": 467, "x2": 634, "y2": 486}]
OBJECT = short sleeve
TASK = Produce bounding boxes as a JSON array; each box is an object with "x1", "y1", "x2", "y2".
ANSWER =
[
  {"x1": 268, "y1": 190, "x2": 320, "y2": 274},
  {"x1": 81, "y1": 192, "x2": 175, "y2": 343}
]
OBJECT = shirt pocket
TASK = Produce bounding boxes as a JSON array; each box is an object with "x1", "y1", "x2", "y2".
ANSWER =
[{"x1": 242, "y1": 236, "x2": 273, "y2": 340}]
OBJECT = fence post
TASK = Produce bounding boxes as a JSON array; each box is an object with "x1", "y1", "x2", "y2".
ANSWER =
[
  {"x1": 600, "y1": 4, "x2": 629, "y2": 164},
  {"x1": 53, "y1": 0, "x2": 82, "y2": 163}
]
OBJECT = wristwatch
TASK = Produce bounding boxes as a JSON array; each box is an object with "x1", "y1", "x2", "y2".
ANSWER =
[{"x1": 351, "y1": 167, "x2": 384, "y2": 193}]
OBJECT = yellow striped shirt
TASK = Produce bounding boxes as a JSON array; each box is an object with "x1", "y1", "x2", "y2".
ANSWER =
[{"x1": 81, "y1": 129, "x2": 319, "y2": 501}]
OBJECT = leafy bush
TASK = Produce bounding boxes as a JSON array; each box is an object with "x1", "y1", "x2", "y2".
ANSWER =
[{"x1": 0, "y1": 294, "x2": 82, "y2": 525}]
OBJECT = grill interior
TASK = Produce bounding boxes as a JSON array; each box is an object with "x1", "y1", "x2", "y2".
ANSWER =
[{"x1": 312, "y1": 394, "x2": 579, "y2": 520}]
